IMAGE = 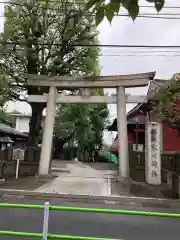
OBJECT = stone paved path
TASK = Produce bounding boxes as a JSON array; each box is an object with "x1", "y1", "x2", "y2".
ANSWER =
[{"x1": 35, "y1": 160, "x2": 127, "y2": 196}]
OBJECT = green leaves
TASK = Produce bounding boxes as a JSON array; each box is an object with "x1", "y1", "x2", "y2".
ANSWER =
[
  {"x1": 86, "y1": 0, "x2": 99, "y2": 10},
  {"x1": 105, "y1": 3, "x2": 114, "y2": 23},
  {"x1": 95, "y1": 6, "x2": 105, "y2": 26},
  {"x1": 121, "y1": 0, "x2": 130, "y2": 10},
  {"x1": 105, "y1": 0, "x2": 121, "y2": 23},
  {"x1": 56, "y1": 101, "x2": 108, "y2": 155},
  {"x1": 117, "y1": 0, "x2": 139, "y2": 21},
  {"x1": 110, "y1": 0, "x2": 121, "y2": 14},
  {"x1": 146, "y1": 0, "x2": 165, "y2": 11},
  {"x1": 152, "y1": 73, "x2": 180, "y2": 132},
  {"x1": 0, "y1": 108, "x2": 10, "y2": 121},
  {"x1": 155, "y1": 0, "x2": 165, "y2": 12},
  {"x1": 128, "y1": 1, "x2": 139, "y2": 21},
  {"x1": 56, "y1": 87, "x2": 109, "y2": 157},
  {"x1": 86, "y1": 0, "x2": 165, "y2": 25}
]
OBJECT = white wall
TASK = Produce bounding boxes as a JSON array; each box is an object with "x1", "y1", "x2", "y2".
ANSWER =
[{"x1": 15, "y1": 116, "x2": 30, "y2": 133}]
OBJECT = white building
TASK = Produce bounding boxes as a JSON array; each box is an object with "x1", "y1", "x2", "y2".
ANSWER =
[
  {"x1": 11, "y1": 113, "x2": 46, "y2": 134},
  {"x1": 11, "y1": 113, "x2": 31, "y2": 133}
]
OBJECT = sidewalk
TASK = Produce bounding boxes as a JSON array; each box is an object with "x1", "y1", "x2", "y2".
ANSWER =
[
  {"x1": 0, "y1": 160, "x2": 179, "y2": 209},
  {"x1": 0, "y1": 160, "x2": 173, "y2": 201},
  {"x1": 35, "y1": 161, "x2": 131, "y2": 196}
]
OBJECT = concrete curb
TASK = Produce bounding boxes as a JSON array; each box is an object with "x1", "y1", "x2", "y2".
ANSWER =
[{"x1": 0, "y1": 189, "x2": 179, "y2": 208}]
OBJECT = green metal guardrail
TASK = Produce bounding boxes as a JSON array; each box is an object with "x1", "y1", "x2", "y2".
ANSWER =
[{"x1": 0, "y1": 202, "x2": 180, "y2": 239}]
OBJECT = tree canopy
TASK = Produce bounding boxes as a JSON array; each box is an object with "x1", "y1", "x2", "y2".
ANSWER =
[
  {"x1": 86, "y1": 0, "x2": 165, "y2": 25},
  {"x1": 55, "y1": 102, "x2": 109, "y2": 161},
  {"x1": 0, "y1": 108, "x2": 10, "y2": 121},
  {"x1": 55, "y1": 66, "x2": 109, "y2": 161},
  {"x1": 152, "y1": 73, "x2": 180, "y2": 132},
  {"x1": 0, "y1": 0, "x2": 100, "y2": 150}
]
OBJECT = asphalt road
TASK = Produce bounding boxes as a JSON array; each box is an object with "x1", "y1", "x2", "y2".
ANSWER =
[{"x1": 0, "y1": 199, "x2": 180, "y2": 240}]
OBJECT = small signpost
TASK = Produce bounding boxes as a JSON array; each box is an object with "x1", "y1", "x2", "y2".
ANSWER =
[{"x1": 12, "y1": 148, "x2": 25, "y2": 179}]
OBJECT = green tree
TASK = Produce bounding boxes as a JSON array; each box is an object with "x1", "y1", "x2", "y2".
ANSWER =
[
  {"x1": 0, "y1": 108, "x2": 10, "y2": 121},
  {"x1": 0, "y1": 74, "x2": 13, "y2": 108},
  {"x1": 0, "y1": 0, "x2": 100, "y2": 153},
  {"x1": 55, "y1": 64, "x2": 109, "y2": 161},
  {"x1": 152, "y1": 73, "x2": 180, "y2": 133},
  {"x1": 55, "y1": 100, "x2": 109, "y2": 161},
  {"x1": 86, "y1": 0, "x2": 165, "y2": 25},
  {"x1": 0, "y1": 77, "x2": 13, "y2": 121}
]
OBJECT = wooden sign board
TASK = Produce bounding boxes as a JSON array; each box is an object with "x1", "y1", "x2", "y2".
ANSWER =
[{"x1": 13, "y1": 148, "x2": 25, "y2": 161}]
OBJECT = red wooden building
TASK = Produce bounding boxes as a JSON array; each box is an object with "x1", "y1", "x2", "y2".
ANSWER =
[{"x1": 108, "y1": 79, "x2": 180, "y2": 154}]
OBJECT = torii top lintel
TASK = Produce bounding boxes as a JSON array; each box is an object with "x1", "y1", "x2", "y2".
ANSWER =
[{"x1": 27, "y1": 72, "x2": 155, "y2": 88}]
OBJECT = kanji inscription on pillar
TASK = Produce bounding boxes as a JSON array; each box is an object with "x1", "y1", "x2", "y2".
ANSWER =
[{"x1": 147, "y1": 122, "x2": 161, "y2": 185}]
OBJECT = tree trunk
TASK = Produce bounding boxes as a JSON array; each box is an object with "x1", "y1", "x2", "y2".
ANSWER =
[
  {"x1": 26, "y1": 102, "x2": 45, "y2": 161},
  {"x1": 26, "y1": 39, "x2": 47, "y2": 161}
]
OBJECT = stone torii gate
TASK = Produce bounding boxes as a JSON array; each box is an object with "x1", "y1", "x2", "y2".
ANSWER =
[{"x1": 27, "y1": 72, "x2": 155, "y2": 180}]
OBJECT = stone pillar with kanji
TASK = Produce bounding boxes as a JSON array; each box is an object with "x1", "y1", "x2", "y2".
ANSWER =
[{"x1": 146, "y1": 122, "x2": 161, "y2": 185}]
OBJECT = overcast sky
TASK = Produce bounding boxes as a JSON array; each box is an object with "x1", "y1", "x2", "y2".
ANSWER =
[{"x1": 1, "y1": 0, "x2": 180, "y2": 118}]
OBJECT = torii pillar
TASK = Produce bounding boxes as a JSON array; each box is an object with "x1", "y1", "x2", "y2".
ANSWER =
[
  {"x1": 39, "y1": 86, "x2": 57, "y2": 175},
  {"x1": 117, "y1": 86, "x2": 129, "y2": 180}
]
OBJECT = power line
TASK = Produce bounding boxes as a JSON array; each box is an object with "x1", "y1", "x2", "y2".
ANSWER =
[
  {"x1": 1, "y1": 1, "x2": 180, "y2": 9},
  {"x1": 1, "y1": 15, "x2": 180, "y2": 20},
  {"x1": 1, "y1": 13, "x2": 180, "y2": 20},
  {"x1": 102, "y1": 50, "x2": 180, "y2": 53},
  {"x1": 1, "y1": 1, "x2": 180, "y2": 13},
  {"x1": 100, "y1": 45, "x2": 180, "y2": 49},
  {"x1": 118, "y1": 13, "x2": 180, "y2": 16},
  {"x1": 2, "y1": 12, "x2": 180, "y2": 16},
  {"x1": 2, "y1": 46, "x2": 180, "y2": 56},
  {"x1": 1, "y1": 52, "x2": 180, "y2": 57},
  {"x1": 140, "y1": 5, "x2": 180, "y2": 9},
  {"x1": 2, "y1": 49, "x2": 180, "y2": 54},
  {"x1": 101, "y1": 54, "x2": 180, "y2": 57},
  {"x1": 2, "y1": 42, "x2": 180, "y2": 48},
  {"x1": 3, "y1": 48, "x2": 180, "y2": 54}
]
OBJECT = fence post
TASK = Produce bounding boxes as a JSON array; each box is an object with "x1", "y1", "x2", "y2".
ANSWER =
[
  {"x1": 167, "y1": 171, "x2": 173, "y2": 189},
  {"x1": 178, "y1": 176, "x2": 180, "y2": 199},
  {"x1": 42, "y1": 202, "x2": 50, "y2": 240}
]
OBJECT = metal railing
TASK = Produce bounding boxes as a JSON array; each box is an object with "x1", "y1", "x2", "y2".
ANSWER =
[{"x1": 0, "y1": 202, "x2": 180, "y2": 239}]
